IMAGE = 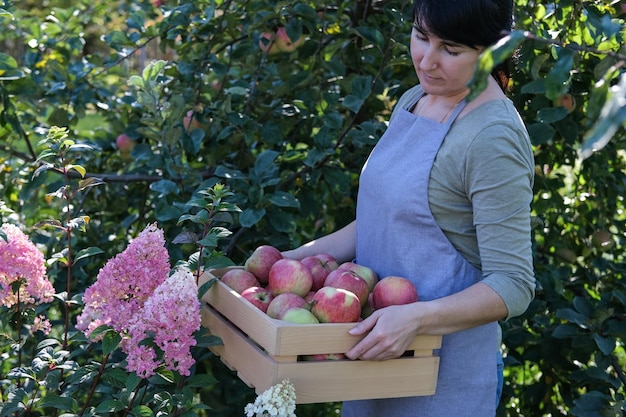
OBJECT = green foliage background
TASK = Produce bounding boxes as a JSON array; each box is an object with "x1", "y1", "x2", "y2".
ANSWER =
[{"x1": 0, "y1": 0, "x2": 625, "y2": 415}]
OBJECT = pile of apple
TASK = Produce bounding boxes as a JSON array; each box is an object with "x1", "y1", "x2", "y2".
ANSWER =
[{"x1": 220, "y1": 245, "x2": 419, "y2": 326}]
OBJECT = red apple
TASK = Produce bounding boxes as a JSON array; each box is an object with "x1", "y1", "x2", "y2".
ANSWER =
[
  {"x1": 267, "y1": 258, "x2": 313, "y2": 297},
  {"x1": 241, "y1": 286, "x2": 274, "y2": 313},
  {"x1": 183, "y1": 110, "x2": 202, "y2": 130},
  {"x1": 310, "y1": 286, "x2": 361, "y2": 323},
  {"x1": 244, "y1": 245, "x2": 283, "y2": 284},
  {"x1": 220, "y1": 268, "x2": 260, "y2": 294},
  {"x1": 324, "y1": 269, "x2": 370, "y2": 308},
  {"x1": 274, "y1": 27, "x2": 305, "y2": 52},
  {"x1": 371, "y1": 276, "x2": 418, "y2": 310},
  {"x1": 300, "y1": 353, "x2": 347, "y2": 361},
  {"x1": 301, "y1": 253, "x2": 339, "y2": 291},
  {"x1": 258, "y1": 32, "x2": 280, "y2": 54},
  {"x1": 337, "y1": 262, "x2": 378, "y2": 291},
  {"x1": 304, "y1": 291, "x2": 316, "y2": 303},
  {"x1": 281, "y1": 307, "x2": 319, "y2": 324},
  {"x1": 266, "y1": 292, "x2": 307, "y2": 319},
  {"x1": 115, "y1": 133, "x2": 136, "y2": 153}
]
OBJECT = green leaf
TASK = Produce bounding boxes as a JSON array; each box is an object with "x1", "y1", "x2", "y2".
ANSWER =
[
  {"x1": 194, "y1": 327, "x2": 222, "y2": 347},
  {"x1": 355, "y1": 27, "x2": 385, "y2": 48},
  {"x1": 73, "y1": 247, "x2": 104, "y2": 264},
  {"x1": 239, "y1": 207, "x2": 266, "y2": 228},
  {"x1": 0, "y1": 52, "x2": 24, "y2": 80},
  {"x1": 545, "y1": 47, "x2": 574, "y2": 100},
  {"x1": 197, "y1": 277, "x2": 215, "y2": 299},
  {"x1": 77, "y1": 177, "x2": 104, "y2": 192},
  {"x1": 467, "y1": 30, "x2": 526, "y2": 101},
  {"x1": 142, "y1": 60, "x2": 166, "y2": 82},
  {"x1": 592, "y1": 334, "x2": 615, "y2": 355},
  {"x1": 580, "y1": 72, "x2": 626, "y2": 159},
  {"x1": 352, "y1": 75, "x2": 372, "y2": 99},
  {"x1": 343, "y1": 95, "x2": 364, "y2": 113},
  {"x1": 102, "y1": 330, "x2": 122, "y2": 355},
  {"x1": 556, "y1": 307, "x2": 588, "y2": 326},
  {"x1": 131, "y1": 405, "x2": 155, "y2": 417},
  {"x1": 186, "y1": 373, "x2": 219, "y2": 388},
  {"x1": 95, "y1": 400, "x2": 125, "y2": 413},
  {"x1": 150, "y1": 179, "x2": 179, "y2": 196},
  {"x1": 126, "y1": 372, "x2": 142, "y2": 392},
  {"x1": 267, "y1": 191, "x2": 300, "y2": 208},
  {"x1": 37, "y1": 394, "x2": 77, "y2": 411},
  {"x1": 537, "y1": 107, "x2": 568, "y2": 123}
]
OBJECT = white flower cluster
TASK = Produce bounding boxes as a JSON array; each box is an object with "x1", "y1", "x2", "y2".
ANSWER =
[{"x1": 244, "y1": 379, "x2": 297, "y2": 417}]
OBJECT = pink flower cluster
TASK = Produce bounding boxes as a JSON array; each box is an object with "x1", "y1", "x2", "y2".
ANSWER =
[
  {"x1": 0, "y1": 223, "x2": 53, "y2": 308},
  {"x1": 76, "y1": 223, "x2": 171, "y2": 338},
  {"x1": 77, "y1": 223, "x2": 201, "y2": 379},
  {"x1": 126, "y1": 268, "x2": 201, "y2": 378}
]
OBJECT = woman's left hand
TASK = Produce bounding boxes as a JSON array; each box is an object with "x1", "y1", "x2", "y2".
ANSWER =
[{"x1": 345, "y1": 303, "x2": 422, "y2": 361}]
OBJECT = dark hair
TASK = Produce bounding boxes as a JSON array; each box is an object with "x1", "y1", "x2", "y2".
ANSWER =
[{"x1": 412, "y1": 0, "x2": 514, "y2": 90}]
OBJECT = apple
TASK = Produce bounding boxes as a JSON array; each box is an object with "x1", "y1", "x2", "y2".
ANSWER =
[
  {"x1": 244, "y1": 245, "x2": 284, "y2": 284},
  {"x1": 371, "y1": 276, "x2": 418, "y2": 310},
  {"x1": 553, "y1": 93, "x2": 576, "y2": 114},
  {"x1": 115, "y1": 133, "x2": 136, "y2": 153},
  {"x1": 183, "y1": 110, "x2": 202, "y2": 130},
  {"x1": 266, "y1": 292, "x2": 307, "y2": 319},
  {"x1": 304, "y1": 291, "x2": 316, "y2": 303},
  {"x1": 324, "y1": 269, "x2": 370, "y2": 308},
  {"x1": 274, "y1": 27, "x2": 305, "y2": 52},
  {"x1": 301, "y1": 253, "x2": 339, "y2": 291},
  {"x1": 300, "y1": 353, "x2": 347, "y2": 361},
  {"x1": 220, "y1": 268, "x2": 260, "y2": 294},
  {"x1": 310, "y1": 286, "x2": 361, "y2": 323},
  {"x1": 337, "y1": 262, "x2": 379, "y2": 291},
  {"x1": 281, "y1": 307, "x2": 320, "y2": 324},
  {"x1": 241, "y1": 286, "x2": 274, "y2": 313},
  {"x1": 267, "y1": 258, "x2": 313, "y2": 297},
  {"x1": 258, "y1": 32, "x2": 280, "y2": 54},
  {"x1": 591, "y1": 229, "x2": 614, "y2": 251}
]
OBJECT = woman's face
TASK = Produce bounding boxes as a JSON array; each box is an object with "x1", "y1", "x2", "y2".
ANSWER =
[{"x1": 410, "y1": 23, "x2": 484, "y2": 98}]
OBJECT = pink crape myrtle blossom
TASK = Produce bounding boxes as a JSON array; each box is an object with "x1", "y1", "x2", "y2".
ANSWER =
[
  {"x1": 125, "y1": 267, "x2": 201, "y2": 379},
  {"x1": 32, "y1": 315, "x2": 52, "y2": 335},
  {"x1": 76, "y1": 223, "x2": 171, "y2": 338},
  {"x1": 0, "y1": 223, "x2": 53, "y2": 308}
]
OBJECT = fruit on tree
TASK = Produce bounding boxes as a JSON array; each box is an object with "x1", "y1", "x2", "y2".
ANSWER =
[
  {"x1": 273, "y1": 27, "x2": 304, "y2": 52},
  {"x1": 115, "y1": 133, "x2": 136, "y2": 153},
  {"x1": 591, "y1": 229, "x2": 614, "y2": 251}
]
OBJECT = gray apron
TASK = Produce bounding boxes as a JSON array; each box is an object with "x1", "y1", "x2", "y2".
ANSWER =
[{"x1": 343, "y1": 91, "x2": 498, "y2": 417}]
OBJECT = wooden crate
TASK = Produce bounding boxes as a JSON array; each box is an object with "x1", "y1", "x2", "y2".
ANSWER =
[{"x1": 199, "y1": 267, "x2": 441, "y2": 404}]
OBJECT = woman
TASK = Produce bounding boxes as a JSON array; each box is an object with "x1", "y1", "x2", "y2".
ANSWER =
[{"x1": 283, "y1": 0, "x2": 535, "y2": 415}]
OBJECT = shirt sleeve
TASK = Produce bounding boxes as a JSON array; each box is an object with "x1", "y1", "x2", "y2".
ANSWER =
[{"x1": 463, "y1": 114, "x2": 536, "y2": 320}]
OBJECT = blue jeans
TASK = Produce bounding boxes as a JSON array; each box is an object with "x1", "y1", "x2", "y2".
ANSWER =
[{"x1": 496, "y1": 351, "x2": 504, "y2": 407}]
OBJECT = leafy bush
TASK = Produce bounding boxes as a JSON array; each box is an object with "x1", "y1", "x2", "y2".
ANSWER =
[{"x1": 0, "y1": 0, "x2": 625, "y2": 416}]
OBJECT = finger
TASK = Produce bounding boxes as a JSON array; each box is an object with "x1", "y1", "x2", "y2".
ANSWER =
[{"x1": 348, "y1": 312, "x2": 378, "y2": 336}]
